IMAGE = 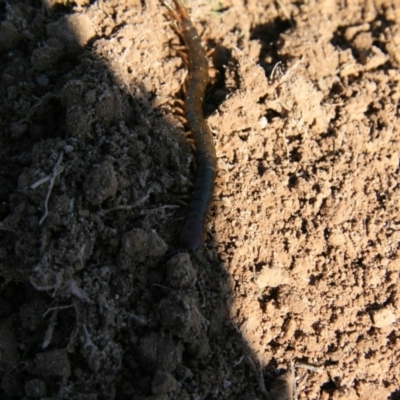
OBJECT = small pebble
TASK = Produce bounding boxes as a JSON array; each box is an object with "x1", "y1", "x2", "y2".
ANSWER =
[
  {"x1": 63, "y1": 144, "x2": 74, "y2": 153},
  {"x1": 36, "y1": 74, "x2": 49, "y2": 87},
  {"x1": 151, "y1": 370, "x2": 178, "y2": 395},
  {"x1": 259, "y1": 116, "x2": 268, "y2": 129}
]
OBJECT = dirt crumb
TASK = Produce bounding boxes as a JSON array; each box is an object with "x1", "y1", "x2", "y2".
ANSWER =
[
  {"x1": 0, "y1": 21, "x2": 22, "y2": 51},
  {"x1": 122, "y1": 228, "x2": 168, "y2": 261},
  {"x1": 371, "y1": 307, "x2": 396, "y2": 328},
  {"x1": 84, "y1": 161, "x2": 118, "y2": 205},
  {"x1": 0, "y1": 321, "x2": 18, "y2": 374},
  {"x1": 28, "y1": 350, "x2": 71, "y2": 378},
  {"x1": 151, "y1": 370, "x2": 178, "y2": 395},
  {"x1": 24, "y1": 379, "x2": 47, "y2": 399},
  {"x1": 46, "y1": 13, "x2": 95, "y2": 56},
  {"x1": 158, "y1": 292, "x2": 201, "y2": 339},
  {"x1": 137, "y1": 331, "x2": 183, "y2": 374},
  {"x1": 166, "y1": 252, "x2": 197, "y2": 288}
]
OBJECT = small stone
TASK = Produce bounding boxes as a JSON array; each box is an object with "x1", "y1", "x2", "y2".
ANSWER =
[
  {"x1": 137, "y1": 332, "x2": 182, "y2": 373},
  {"x1": 187, "y1": 333, "x2": 210, "y2": 359},
  {"x1": 0, "y1": 21, "x2": 22, "y2": 52},
  {"x1": 28, "y1": 350, "x2": 71, "y2": 377},
  {"x1": 255, "y1": 265, "x2": 289, "y2": 289},
  {"x1": 19, "y1": 300, "x2": 47, "y2": 331},
  {"x1": 63, "y1": 144, "x2": 74, "y2": 153},
  {"x1": 9, "y1": 122, "x2": 28, "y2": 139},
  {"x1": 31, "y1": 39, "x2": 63, "y2": 71},
  {"x1": 151, "y1": 370, "x2": 177, "y2": 395},
  {"x1": 175, "y1": 364, "x2": 193, "y2": 381},
  {"x1": 158, "y1": 292, "x2": 201, "y2": 338},
  {"x1": 259, "y1": 116, "x2": 268, "y2": 129},
  {"x1": 166, "y1": 253, "x2": 197, "y2": 288},
  {"x1": 36, "y1": 74, "x2": 49, "y2": 87},
  {"x1": 122, "y1": 229, "x2": 167, "y2": 261},
  {"x1": 371, "y1": 307, "x2": 396, "y2": 328},
  {"x1": 84, "y1": 161, "x2": 118, "y2": 205},
  {"x1": 24, "y1": 379, "x2": 47, "y2": 399},
  {"x1": 0, "y1": 321, "x2": 18, "y2": 374},
  {"x1": 46, "y1": 13, "x2": 95, "y2": 57}
]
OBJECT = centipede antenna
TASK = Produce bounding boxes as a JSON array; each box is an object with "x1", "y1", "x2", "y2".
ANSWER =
[
  {"x1": 161, "y1": 0, "x2": 178, "y2": 20},
  {"x1": 161, "y1": 0, "x2": 186, "y2": 23},
  {"x1": 171, "y1": 0, "x2": 191, "y2": 20}
]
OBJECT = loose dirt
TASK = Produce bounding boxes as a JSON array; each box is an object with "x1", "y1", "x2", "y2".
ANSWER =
[{"x1": 0, "y1": 0, "x2": 399, "y2": 399}]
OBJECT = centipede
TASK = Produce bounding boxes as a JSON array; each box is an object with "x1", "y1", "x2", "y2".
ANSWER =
[{"x1": 162, "y1": 0, "x2": 217, "y2": 251}]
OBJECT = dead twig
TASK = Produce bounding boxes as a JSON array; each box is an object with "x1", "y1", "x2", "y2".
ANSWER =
[
  {"x1": 100, "y1": 189, "x2": 153, "y2": 215},
  {"x1": 291, "y1": 359, "x2": 297, "y2": 400},
  {"x1": 42, "y1": 306, "x2": 58, "y2": 349},
  {"x1": 291, "y1": 361, "x2": 324, "y2": 400},
  {"x1": 33, "y1": 151, "x2": 64, "y2": 225},
  {"x1": 296, "y1": 363, "x2": 323, "y2": 374}
]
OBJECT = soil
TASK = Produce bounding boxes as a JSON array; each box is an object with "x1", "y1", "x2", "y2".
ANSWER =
[{"x1": 0, "y1": 0, "x2": 399, "y2": 399}]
